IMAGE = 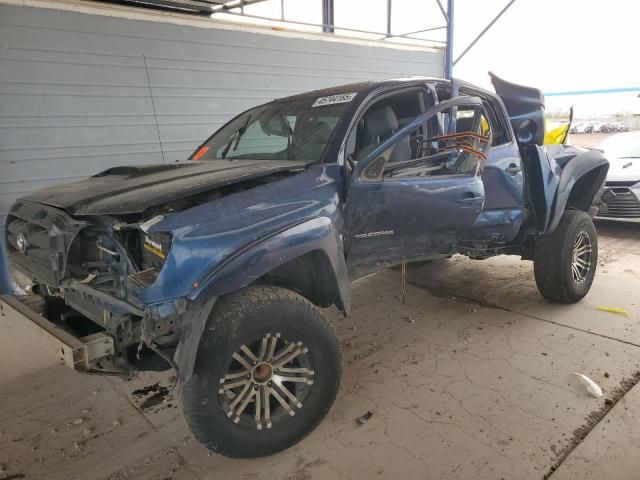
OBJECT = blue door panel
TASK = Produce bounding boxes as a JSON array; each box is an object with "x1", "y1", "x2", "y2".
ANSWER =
[{"x1": 345, "y1": 174, "x2": 485, "y2": 277}]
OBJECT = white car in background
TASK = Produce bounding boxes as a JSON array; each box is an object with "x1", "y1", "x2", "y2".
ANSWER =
[
  {"x1": 591, "y1": 122, "x2": 604, "y2": 133},
  {"x1": 597, "y1": 132, "x2": 640, "y2": 221},
  {"x1": 570, "y1": 121, "x2": 590, "y2": 134}
]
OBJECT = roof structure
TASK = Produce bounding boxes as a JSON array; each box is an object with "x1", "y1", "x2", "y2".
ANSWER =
[{"x1": 99, "y1": 0, "x2": 269, "y2": 16}]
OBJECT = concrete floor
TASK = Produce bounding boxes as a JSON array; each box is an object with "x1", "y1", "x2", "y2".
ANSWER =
[{"x1": 0, "y1": 221, "x2": 639, "y2": 480}]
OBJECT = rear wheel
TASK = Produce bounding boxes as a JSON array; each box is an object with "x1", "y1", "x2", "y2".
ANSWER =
[
  {"x1": 534, "y1": 210, "x2": 598, "y2": 303},
  {"x1": 182, "y1": 285, "x2": 341, "y2": 458}
]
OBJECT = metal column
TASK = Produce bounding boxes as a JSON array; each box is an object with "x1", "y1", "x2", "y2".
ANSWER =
[
  {"x1": 386, "y1": 0, "x2": 392, "y2": 37},
  {"x1": 322, "y1": 0, "x2": 334, "y2": 33},
  {"x1": 444, "y1": 0, "x2": 454, "y2": 79}
]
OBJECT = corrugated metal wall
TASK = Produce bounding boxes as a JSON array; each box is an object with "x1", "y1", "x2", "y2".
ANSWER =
[{"x1": 0, "y1": 3, "x2": 443, "y2": 223}]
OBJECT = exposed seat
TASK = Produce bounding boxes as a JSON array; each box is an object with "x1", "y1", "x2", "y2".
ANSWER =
[{"x1": 355, "y1": 106, "x2": 410, "y2": 163}]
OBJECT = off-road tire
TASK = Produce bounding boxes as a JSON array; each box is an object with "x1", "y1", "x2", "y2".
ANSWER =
[
  {"x1": 534, "y1": 210, "x2": 598, "y2": 303},
  {"x1": 182, "y1": 285, "x2": 341, "y2": 458}
]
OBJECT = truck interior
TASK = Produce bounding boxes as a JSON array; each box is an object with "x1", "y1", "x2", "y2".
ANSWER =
[{"x1": 346, "y1": 86, "x2": 491, "y2": 180}]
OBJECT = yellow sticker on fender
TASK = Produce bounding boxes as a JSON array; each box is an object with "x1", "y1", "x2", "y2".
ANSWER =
[{"x1": 144, "y1": 235, "x2": 166, "y2": 259}]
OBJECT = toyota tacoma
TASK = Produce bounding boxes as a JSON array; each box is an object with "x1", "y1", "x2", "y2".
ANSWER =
[{"x1": 2, "y1": 73, "x2": 609, "y2": 458}]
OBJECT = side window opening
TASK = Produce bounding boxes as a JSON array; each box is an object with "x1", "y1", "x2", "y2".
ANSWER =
[
  {"x1": 481, "y1": 100, "x2": 510, "y2": 146},
  {"x1": 360, "y1": 102, "x2": 491, "y2": 181},
  {"x1": 346, "y1": 88, "x2": 428, "y2": 166},
  {"x1": 459, "y1": 87, "x2": 511, "y2": 146}
]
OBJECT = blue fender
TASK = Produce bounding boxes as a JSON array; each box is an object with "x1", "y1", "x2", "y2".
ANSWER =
[
  {"x1": 546, "y1": 148, "x2": 609, "y2": 234},
  {"x1": 189, "y1": 216, "x2": 350, "y2": 313},
  {"x1": 172, "y1": 216, "x2": 349, "y2": 384}
]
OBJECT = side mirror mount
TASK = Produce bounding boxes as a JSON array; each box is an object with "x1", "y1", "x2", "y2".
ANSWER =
[{"x1": 362, "y1": 156, "x2": 386, "y2": 182}]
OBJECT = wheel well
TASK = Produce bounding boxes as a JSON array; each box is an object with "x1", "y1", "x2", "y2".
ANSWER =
[
  {"x1": 566, "y1": 165, "x2": 608, "y2": 212},
  {"x1": 258, "y1": 250, "x2": 344, "y2": 311}
]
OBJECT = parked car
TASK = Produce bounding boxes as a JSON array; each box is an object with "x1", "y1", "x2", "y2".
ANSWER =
[
  {"x1": 596, "y1": 132, "x2": 640, "y2": 221},
  {"x1": 2, "y1": 73, "x2": 609, "y2": 458},
  {"x1": 600, "y1": 122, "x2": 619, "y2": 133},
  {"x1": 570, "y1": 121, "x2": 590, "y2": 134},
  {"x1": 591, "y1": 122, "x2": 604, "y2": 133}
]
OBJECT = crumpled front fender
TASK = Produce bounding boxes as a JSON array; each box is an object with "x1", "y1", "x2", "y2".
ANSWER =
[
  {"x1": 189, "y1": 216, "x2": 350, "y2": 310},
  {"x1": 172, "y1": 216, "x2": 350, "y2": 384}
]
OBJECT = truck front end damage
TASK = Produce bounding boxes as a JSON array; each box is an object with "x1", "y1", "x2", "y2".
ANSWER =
[
  {"x1": 5, "y1": 200, "x2": 190, "y2": 375},
  {"x1": 3, "y1": 160, "x2": 348, "y2": 378}
]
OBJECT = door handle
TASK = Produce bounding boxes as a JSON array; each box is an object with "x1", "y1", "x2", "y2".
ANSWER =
[
  {"x1": 505, "y1": 163, "x2": 522, "y2": 175},
  {"x1": 456, "y1": 192, "x2": 484, "y2": 207}
]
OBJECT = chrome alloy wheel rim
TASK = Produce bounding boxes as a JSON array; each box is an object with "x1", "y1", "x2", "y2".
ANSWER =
[
  {"x1": 572, "y1": 230, "x2": 592, "y2": 284},
  {"x1": 219, "y1": 333, "x2": 314, "y2": 430}
]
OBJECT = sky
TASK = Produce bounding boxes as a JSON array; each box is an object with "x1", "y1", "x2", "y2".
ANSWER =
[{"x1": 214, "y1": 0, "x2": 640, "y2": 117}]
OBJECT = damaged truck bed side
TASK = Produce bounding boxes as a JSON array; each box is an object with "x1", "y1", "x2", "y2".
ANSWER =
[{"x1": 2, "y1": 73, "x2": 608, "y2": 458}]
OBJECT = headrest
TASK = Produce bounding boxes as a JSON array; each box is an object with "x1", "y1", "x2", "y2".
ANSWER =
[{"x1": 365, "y1": 106, "x2": 398, "y2": 138}]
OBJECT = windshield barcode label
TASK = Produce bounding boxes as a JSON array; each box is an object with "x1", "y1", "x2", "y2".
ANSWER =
[{"x1": 312, "y1": 93, "x2": 357, "y2": 107}]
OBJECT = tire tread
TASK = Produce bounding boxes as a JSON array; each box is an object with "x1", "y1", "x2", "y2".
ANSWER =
[{"x1": 182, "y1": 284, "x2": 341, "y2": 458}]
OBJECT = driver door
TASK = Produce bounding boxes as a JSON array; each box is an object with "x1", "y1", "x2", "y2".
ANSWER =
[{"x1": 344, "y1": 97, "x2": 490, "y2": 278}]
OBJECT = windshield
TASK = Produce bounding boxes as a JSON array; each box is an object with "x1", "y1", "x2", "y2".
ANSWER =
[
  {"x1": 598, "y1": 133, "x2": 640, "y2": 159},
  {"x1": 192, "y1": 95, "x2": 353, "y2": 163}
]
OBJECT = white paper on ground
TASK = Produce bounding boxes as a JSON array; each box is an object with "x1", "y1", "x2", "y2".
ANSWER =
[{"x1": 573, "y1": 372, "x2": 604, "y2": 398}]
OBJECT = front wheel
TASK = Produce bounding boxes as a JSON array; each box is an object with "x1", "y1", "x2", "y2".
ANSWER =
[
  {"x1": 534, "y1": 210, "x2": 598, "y2": 303},
  {"x1": 182, "y1": 285, "x2": 341, "y2": 458}
]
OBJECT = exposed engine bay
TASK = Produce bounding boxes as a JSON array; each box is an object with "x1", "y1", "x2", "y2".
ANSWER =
[{"x1": 5, "y1": 167, "x2": 300, "y2": 374}]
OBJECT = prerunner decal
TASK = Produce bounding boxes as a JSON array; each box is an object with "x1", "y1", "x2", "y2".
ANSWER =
[
  {"x1": 312, "y1": 93, "x2": 357, "y2": 107},
  {"x1": 143, "y1": 235, "x2": 166, "y2": 259}
]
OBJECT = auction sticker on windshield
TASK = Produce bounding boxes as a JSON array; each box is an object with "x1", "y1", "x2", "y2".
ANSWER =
[{"x1": 312, "y1": 93, "x2": 357, "y2": 107}]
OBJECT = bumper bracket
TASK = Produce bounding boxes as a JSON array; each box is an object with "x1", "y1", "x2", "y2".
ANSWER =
[{"x1": 0, "y1": 294, "x2": 114, "y2": 371}]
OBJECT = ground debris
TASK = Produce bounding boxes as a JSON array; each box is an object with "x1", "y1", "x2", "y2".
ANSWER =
[
  {"x1": 573, "y1": 373, "x2": 603, "y2": 398},
  {"x1": 131, "y1": 383, "x2": 171, "y2": 411},
  {"x1": 356, "y1": 411, "x2": 373, "y2": 425},
  {"x1": 544, "y1": 371, "x2": 640, "y2": 479},
  {"x1": 596, "y1": 306, "x2": 630, "y2": 317}
]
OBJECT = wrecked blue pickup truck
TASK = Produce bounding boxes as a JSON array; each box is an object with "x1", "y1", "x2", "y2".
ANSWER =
[{"x1": 3, "y1": 73, "x2": 608, "y2": 458}]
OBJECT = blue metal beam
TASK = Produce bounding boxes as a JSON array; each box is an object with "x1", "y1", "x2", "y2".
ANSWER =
[
  {"x1": 545, "y1": 87, "x2": 640, "y2": 96},
  {"x1": 453, "y1": 0, "x2": 516, "y2": 66},
  {"x1": 444, "y1": 0, "x2": 454, "y2": 79},
  {"x1": 435, "y1": 0, "x2": 447, "y2": 21},
  {"x1": 322, "y1": 0, "x2": 334, "y2": 33}
]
